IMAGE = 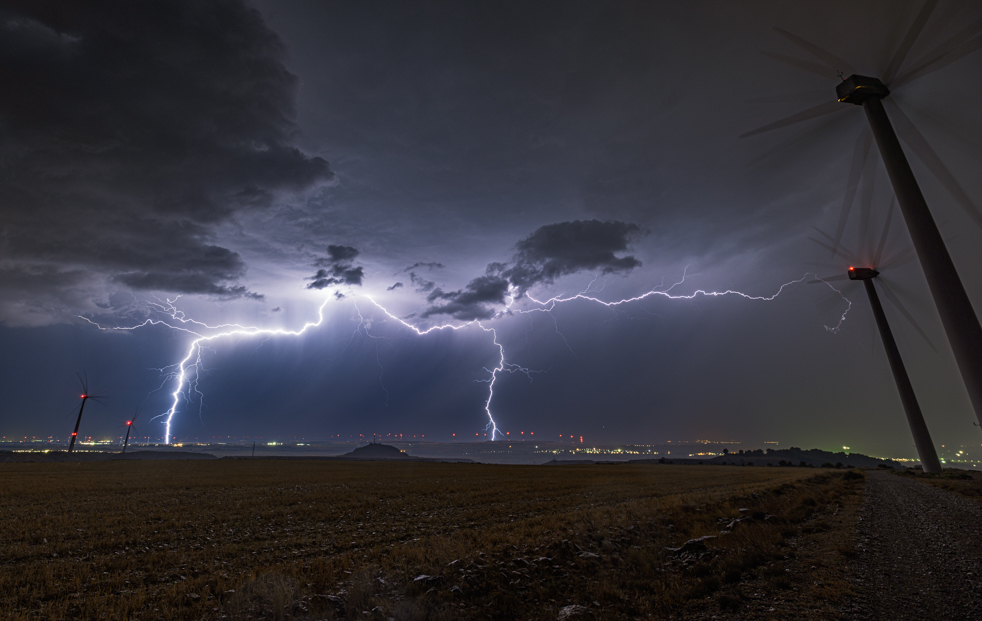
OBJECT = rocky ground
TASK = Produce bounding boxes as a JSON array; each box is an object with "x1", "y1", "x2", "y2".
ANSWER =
[{"x1": 847, "y1": 470, "x2": 982, "y2": 620}]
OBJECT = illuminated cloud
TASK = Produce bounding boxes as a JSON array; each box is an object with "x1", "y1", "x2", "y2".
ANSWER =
[{"x1": 306, "y1": 245, "x2": 364, "y2": 289}]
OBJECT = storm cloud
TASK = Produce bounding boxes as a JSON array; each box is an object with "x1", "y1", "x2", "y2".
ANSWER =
[
  {"x1": 422, "y1": 271, "x2": 511, "y2": 321},
  {"x1": 306, "y1": 245, "x2": 364, "y2": 290},
  {"x1": 504, "y1": 220, "x2": 643, "y2": 294},
  {"x1": 0, "y1": 0, "x2": 333, "y2": 322},
  {"x1": 422, "y1": 220, "x2": 643, "y2": 319}
]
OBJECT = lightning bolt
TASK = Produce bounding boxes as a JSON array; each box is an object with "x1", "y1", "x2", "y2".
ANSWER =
[{"x1": 79, "y1": 271, "x2": 850, "y2": 443}]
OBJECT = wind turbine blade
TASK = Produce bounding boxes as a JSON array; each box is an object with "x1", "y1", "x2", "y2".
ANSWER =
[
  {"x1": 880, "y1": 246, "x2": 917, "y2": 270},
  {"x1": 857, "y1": 156, "x2": 877, "y2": 262},
  {"x1": 773, "y1": 27, "x2": 855, "y2": 75},
  {"x1": 891, "y1": 18, "x2": 982, "y2": 88},
  {"x1": 883, "y1": 0, "x2": 940, "y2": 84},
  {"x1": 809, "y1": 231, "x2": 864, "y2": 265},
  {"x1": 761, "y1": 51, "x2": 835, "y2": 79},
  {"x1": 809, "y1": 274, "x2": 850, "y2": 283},
  {"x1": 885, "y1": 100, "x2": 982, "y2": 231},
  {"x1": 832, "y1": 129, "x2": 873, "y2": 257},
  {"x1": 740, "y1": 101, "x2": 844, "y2": 138},
  {"x1": 746, "y1": 113, "x2": 847, "y2": 166},
  {"x1": 877, "y1": 279, "x2": 938, "y2": 352},
  {"x1": 873, "y1": 198, "x2": 897, "y2": 267},
  {"x1": 744, "y1": 89, "x2": 829, "y2": 105}
]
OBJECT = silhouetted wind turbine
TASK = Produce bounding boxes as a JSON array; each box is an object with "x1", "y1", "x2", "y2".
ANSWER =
[
  {"x1": 68, "y1": 373, "x2": 107, "y2": 453},
  {"x1": 810, "y1": 199, "x2": 942, "y2": 472},
  {"x1": 745, "y1": 1, "x2": 982, "y2": 427},
  {"x1": 122, "y1": 410, "x2": 140, "y2": 454}
]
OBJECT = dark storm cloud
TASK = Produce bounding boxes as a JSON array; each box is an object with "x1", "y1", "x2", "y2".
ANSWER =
[
  {"x1": 401, "y1": 262, "x2": 445, "y2": 272},
  {"x1": 422, "y1": 271, "x2": 511, "y2": 321},
  {"x1": 0, "y1": 0, "x2": 333, "y2": 322},
  {"x1": 386, "y1": 282, "x2": 404, "y2": 291},
  {"x1": 306, "y1": 245, "x2": 364, "y2": 290},
  {"x1": 422, "y1": 220, "x2": 642, "y2": 319},
  {"x1": 408, "y1": 272, "x2": 437, "y2": 293},
  {"x1": 504, "y1": 220, "x2": 643, "y2": 294},
  {"x1": 325, "y1": 245, "x2": 360, "y2": 263}
]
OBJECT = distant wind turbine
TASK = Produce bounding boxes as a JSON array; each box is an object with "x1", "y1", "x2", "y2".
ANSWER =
[
  {"x1": 122, "y1": 410, "x2": 140, "y2": 454},
  {"x1": 68, "y1": 372, "x2": 107, "y2": 453}
]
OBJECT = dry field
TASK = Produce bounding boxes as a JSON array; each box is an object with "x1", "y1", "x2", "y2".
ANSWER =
[{"x1": 0, "y1": 460, "x2": 863, "y2": 620}]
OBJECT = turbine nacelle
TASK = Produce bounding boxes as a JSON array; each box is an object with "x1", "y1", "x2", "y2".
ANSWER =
[
  {"x1": 847, "y1": 266, "x2": 880, "y2": 280},
  {"x1": 836, "y1": 75, "x2": 890, "y2": 105}
]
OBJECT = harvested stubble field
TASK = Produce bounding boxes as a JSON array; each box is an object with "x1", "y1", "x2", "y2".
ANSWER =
[{"x1": 0, "y1": 460, "x2": 863, "y2": 620}]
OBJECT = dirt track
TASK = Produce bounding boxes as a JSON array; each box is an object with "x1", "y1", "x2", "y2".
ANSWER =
[{"x1": 849, "y1": 471, "x2": 982, "y2": 620}]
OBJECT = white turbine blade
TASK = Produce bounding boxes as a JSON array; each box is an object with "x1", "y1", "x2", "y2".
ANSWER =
[
  {"x1": 883, "y1": 0, "x2": 940, "y2": 84},
  {"x1": 746, "y1": 113, "x2": 846, "y2": 166},
  {"x1": 809, "y1": 274, "x2": 851, "y2": 284},
  {"x1": 761, "y1": 51, "x2": 835, "y2": 79},
  {"x1": 885, "y1": 100, "x2": 982, "y2": 231},
  {"x1": 832, "y1": 129, "x2": 873, "y2": 258},
  {"x1": 880, "y1": 246, "x2": 917, "y2": 271},
  {"x1": 744, "y1": 89, "x2": 829, "y2": 105},
  {"x1": 773, "y1": 27, "x2": 856, "y2": 75},
  {"x1": 810, "y1": 230, "x2": 864, "y2": 265},
  {"x1": 891, "y1": 18, "x2": 982, "y2": 88},
  {"x1": 857, "y1": 155, "x2": 877, "y2": 262},
  {"x1": 873, "y1": 198, "x2": 897, "y2": 267},
  {"x1": 877, "y1": 279, "x2": 938, "y2": 352},
  {"x1": 740, "y1": 100, "x2": 844, "y2": 138}
]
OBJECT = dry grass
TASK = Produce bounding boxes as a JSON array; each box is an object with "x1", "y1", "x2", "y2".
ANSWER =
[
  {"x1": 0, "y1": 461, "x2": 861, "y2": 620},
  {"x1": 899, "y1": 467, "x2": 982, "y2": 500}
]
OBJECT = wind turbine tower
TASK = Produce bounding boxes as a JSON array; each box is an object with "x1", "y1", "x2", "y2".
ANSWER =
[
  {"x1": 847, "y1": 266, "x2": 942, "y2": 473},
  {"x1": 836, "y1": 69, "x2": 982, "y2": 430}
]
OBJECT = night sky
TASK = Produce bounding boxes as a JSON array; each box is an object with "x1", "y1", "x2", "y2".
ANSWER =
[{"x1": 1, "y1": 0, "x2": 980, "y2": 458}]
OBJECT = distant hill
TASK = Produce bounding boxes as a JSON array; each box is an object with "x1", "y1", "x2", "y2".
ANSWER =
[{"x1": 341, "y1": 443, "x2": 410, "y2": 460}]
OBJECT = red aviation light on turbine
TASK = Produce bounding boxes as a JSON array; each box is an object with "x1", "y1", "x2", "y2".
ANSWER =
[
  {"x1": 848, "y1": 267, "x2": 879, "y2": 280},
  {"x1": 126, "y1": 421, "x2": 132, "y2": 426},
  {"x1": 81, "y1": 394, "x2": 86, "y2": 399}
]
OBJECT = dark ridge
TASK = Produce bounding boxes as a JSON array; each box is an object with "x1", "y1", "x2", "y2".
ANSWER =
[{"x1": 341, "y1": 443, "x2": 410, "y2": 460}]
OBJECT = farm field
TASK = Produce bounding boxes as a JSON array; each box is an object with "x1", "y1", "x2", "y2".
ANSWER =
[{"x1": 0, "y1": 461, "x2": 864, "y2": 620}]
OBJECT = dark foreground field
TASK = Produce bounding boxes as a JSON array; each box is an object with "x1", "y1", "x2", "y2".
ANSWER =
[{"x1": 0, "y1": 461, "x2": 865, "y2": 620}]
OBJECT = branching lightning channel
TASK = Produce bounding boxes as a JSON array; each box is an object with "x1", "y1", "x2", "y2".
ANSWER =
[
  {"x1": 81, "y1": 298, "x2": 336, "y2": 442},
  {"x1": 78, "y1": 271, "x2": 851, "y2": 444},
  {"x1": 519, "y1": 271, "x2": 852, "y2": 334}
]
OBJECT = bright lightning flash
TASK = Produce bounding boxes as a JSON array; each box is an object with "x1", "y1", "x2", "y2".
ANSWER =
[{"x1": 79, "y1": 271, "x2": 850, "y2": 443}]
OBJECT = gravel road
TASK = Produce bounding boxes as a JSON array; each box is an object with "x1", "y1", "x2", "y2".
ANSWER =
[{"x1": 850, "y1": 471, "x2": 982, "y2": 620}]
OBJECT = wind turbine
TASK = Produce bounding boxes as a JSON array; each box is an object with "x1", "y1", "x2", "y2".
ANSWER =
[
  {"x1": 122, "y1": 410, "x2": 140, "y2": 454},
  {"x1": 68, "y1": 372, "x2": 107, "y2": 453},
  {"x1": 810, "y1": 197, "x2": 942, "y2": 472},
  {"x1": 744, "y1": 1, "x2": 982, "y2": 427}
]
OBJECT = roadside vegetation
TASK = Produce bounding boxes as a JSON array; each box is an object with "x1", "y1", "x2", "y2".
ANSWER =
[
  {"x1": 0, "y1": 461, "x2": 863, "y2": 620},
  {"x1": 899, "y1": 467, "x2": 982, "y2": 500}
]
